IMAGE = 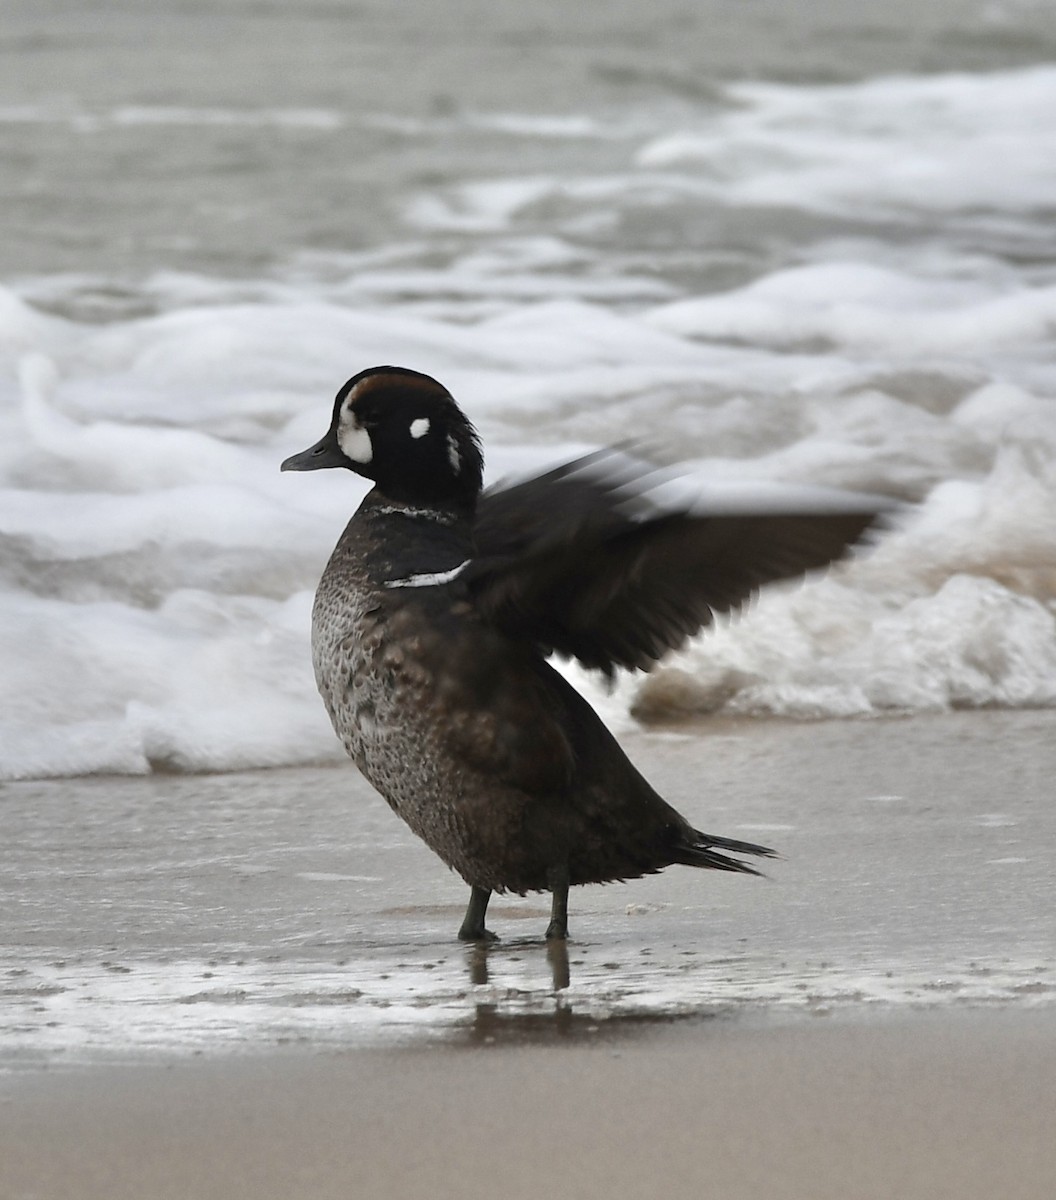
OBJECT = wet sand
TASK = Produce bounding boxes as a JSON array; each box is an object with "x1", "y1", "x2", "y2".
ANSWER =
[
  {"x1": 2, "y1": 711, "x2": 1055, "y2": 1197},
  {"x1": 2, "y1": 710, "x2": 1056, "y2": 1062},
  {"x1": 2, "y1": 1007, "x2": 1055, "y2": 1200}
]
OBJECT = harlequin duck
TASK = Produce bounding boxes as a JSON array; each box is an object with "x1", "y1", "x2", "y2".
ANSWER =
[{"x1": 282, "y1": 365, "x2": 882, "y2": 941}]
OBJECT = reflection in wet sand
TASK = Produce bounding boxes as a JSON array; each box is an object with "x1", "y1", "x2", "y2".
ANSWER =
[
  {"x1": 464, "y1": 940, "x2": 569, "y2": 992},
  {"x1": 458, "y1": 937, "x2": 715, "y2": 1044}
]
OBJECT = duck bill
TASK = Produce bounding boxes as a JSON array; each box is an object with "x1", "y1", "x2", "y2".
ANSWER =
[{"x1": 281, "y1": 431, "x2": 347, "y2": 472}]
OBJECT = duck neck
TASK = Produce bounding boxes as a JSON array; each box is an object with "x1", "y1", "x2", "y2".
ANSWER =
[{"x1": 363, "y1": 488, "x2": 476, "y2": 530}]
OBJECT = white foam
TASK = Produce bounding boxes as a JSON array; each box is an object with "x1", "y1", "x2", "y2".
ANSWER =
[
  {"x1": 635, "y1": 67, "x2": 1056, "y2": 217},
  {"x1": 4, "y1": 67, "x2": 1056, "y2": 778},
  {"x1": 646, "y1": 263, "x2": 1056, "y2": 356},
  {"x1": 400, "y1": 70, "x2": 1056, "y2": 249},
  {"x1": 635, "y1": 449, "x2": 1056, "y2": 721},
  {"x1": 3, "y1": 941, "x2": 1053, "y2": 1063},
  {"x1": 0, "y1": 588, "x2": 342, "y2": 779}
]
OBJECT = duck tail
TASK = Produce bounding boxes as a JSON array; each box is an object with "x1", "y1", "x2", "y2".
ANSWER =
[{"x1": 674, "y1": 830, "x2": 778, "y2": 875}]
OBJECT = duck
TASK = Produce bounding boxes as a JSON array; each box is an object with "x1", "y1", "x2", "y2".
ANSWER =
[{"x1": 282, "y1": 365, "x2": 882, "y2": 941}]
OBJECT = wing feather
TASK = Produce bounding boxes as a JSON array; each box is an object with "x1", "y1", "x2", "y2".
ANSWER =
[{"x1": 467, "y1": 451, "x2": 887, "y2": 675}]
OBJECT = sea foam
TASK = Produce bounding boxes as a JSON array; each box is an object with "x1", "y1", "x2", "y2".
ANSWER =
[{"x1": 2, "y1": 66, "x2": 1056, "y2": 779}]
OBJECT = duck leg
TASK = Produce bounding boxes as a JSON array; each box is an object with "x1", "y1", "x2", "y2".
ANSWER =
[
  {"x1": 545, "y1": 865, "x2": 570, "y2": 940},
  {"x1": 458, "y1": 885, "x2": 498, "y2": 941}
]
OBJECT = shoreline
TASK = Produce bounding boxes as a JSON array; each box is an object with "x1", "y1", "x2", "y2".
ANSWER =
[{"x1": 3, "y1": 708, "x2": 1055, "y2": 1068}]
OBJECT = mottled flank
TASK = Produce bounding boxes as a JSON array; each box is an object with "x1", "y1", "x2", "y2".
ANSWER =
[{"x1": 284, "y1": 366, "x2": 885, "y2": 940}]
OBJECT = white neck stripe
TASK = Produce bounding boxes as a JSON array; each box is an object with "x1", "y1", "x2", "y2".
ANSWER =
[
  {"x1": 384, "y1": 560, "x2": 470, "y2": 589},
  {"x1": 374, "y1": 504, "x2": 456, "y2": 525}
]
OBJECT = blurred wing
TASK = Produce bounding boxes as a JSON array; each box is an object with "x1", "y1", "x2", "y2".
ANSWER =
[{"x1": 467, "y1": 450, "x2": 887, "y2": 675}]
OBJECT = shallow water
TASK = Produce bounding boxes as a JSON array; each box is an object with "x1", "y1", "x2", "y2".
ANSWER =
[{"x1": 3, "y1": 711, "x2": 1054, "y2": 1065}]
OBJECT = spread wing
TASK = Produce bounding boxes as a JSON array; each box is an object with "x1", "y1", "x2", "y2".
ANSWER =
[{"x1": 466, "y1": 450, "x2": 888, "y2": 676}]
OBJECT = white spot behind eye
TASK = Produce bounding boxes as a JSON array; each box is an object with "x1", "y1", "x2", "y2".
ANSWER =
[
  {"x1": 447, "y1": 434, "x2": 461, "y2": 471},
  {"x1": 410, "y1": 417, "x2": 430, "y2": 439}
]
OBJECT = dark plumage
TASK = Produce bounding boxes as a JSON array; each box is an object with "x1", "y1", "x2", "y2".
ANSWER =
[{"x1": 282, "y1": 366, "x2": 883, "y2": 941}]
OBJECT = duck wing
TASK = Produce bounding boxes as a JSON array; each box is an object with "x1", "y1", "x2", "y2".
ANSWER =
[{"x1": 466, "y1": 450, "x2": 887, "y2": 676}]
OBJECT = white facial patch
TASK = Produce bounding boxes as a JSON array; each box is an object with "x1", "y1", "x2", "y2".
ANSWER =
[
  {"x1": 409, "y1": 417, "x2": 430, "y2": 439},
  {"x1": 337, "y1": 405, "x2": 373, "y2": 464}
]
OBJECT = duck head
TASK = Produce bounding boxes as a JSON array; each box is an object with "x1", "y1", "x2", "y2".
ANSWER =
[{"x1": 282, "y1": 366, "x2": 484, "y2": 510}]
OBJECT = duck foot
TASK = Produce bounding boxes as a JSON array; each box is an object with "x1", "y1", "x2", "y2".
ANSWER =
[{"x1": 458, "y1": 885, "x2": 499, "y2": 942}]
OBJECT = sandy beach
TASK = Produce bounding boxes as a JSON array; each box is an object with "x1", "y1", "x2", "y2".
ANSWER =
[
  {"x1": 4, "y1": 1, "x2": 1056, "y2": 1195},
  {"x1": 2, "y1": 1007, "x2": 1054, "y2": 1200}
]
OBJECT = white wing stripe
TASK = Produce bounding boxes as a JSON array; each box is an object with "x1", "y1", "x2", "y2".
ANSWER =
[{"x1": 383, "y1": 560, "x2": 470, "y2": 589}]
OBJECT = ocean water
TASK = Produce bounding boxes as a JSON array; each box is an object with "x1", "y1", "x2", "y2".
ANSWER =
[
  {"x1": 2, "y1": 0, "x2": 1056, "y2": 779},
  {"x1": 2, "y1": 0, "x2": 1056, "y2": 1062}
]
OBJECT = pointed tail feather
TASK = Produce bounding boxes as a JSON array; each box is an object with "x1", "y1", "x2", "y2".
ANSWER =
[{"x1": 674, "y1": 829, "x2": 778, "y2": 875}]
